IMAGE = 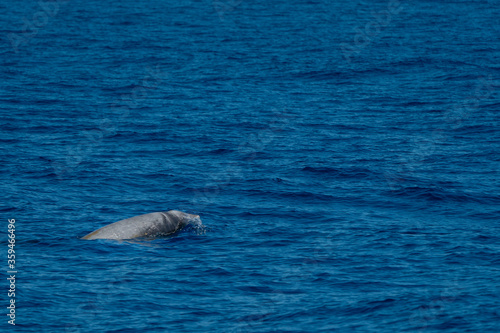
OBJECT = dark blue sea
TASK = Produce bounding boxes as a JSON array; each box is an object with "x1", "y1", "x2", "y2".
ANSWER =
[{"x1": 1, "y1": 0, "x2": 500, "y2": 332}]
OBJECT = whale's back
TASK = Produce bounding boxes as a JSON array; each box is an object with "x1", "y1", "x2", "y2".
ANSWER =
[{"x1": 82, "y1": 211, "x2": 184, "y2": 240}]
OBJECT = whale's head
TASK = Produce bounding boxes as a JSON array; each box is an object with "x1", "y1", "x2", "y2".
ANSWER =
[
  {"x1": 164, "y1": 210, "x2": 204, "y2": 235},
  {"x1": 167, "y1": 210, "x2": 200, "y2": 224}
]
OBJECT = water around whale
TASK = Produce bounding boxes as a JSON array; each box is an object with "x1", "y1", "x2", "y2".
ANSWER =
[{"x1": 3, "y1": 0, "x2": 499, "y2": 331}]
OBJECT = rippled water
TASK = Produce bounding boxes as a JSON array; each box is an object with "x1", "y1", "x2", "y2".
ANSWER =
[{"x1": 1, "y1": 0, "x2": 500, "y2": 332}]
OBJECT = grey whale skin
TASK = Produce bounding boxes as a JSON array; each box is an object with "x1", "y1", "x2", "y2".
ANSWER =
[{"x1": 82, "y1": 210, "x2": 200, "y2": 240}]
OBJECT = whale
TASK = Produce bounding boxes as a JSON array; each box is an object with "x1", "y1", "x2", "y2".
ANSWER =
[{"x1": 82, "y1": 210, "x2": 200, "y2": 240}]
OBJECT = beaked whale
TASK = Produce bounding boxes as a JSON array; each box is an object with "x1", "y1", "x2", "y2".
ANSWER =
[{"x1": 82, "y1": 210, "x2": 200, "y2": 240}]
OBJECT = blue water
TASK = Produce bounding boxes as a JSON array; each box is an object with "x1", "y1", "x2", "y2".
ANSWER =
[{"x1": 2, "y1": 0, "x2": 500, "y2": 331}]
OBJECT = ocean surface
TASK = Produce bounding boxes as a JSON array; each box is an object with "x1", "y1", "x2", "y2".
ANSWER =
[{"x1": 1, "y1": 0, "x2": 500, "y2": 332}]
